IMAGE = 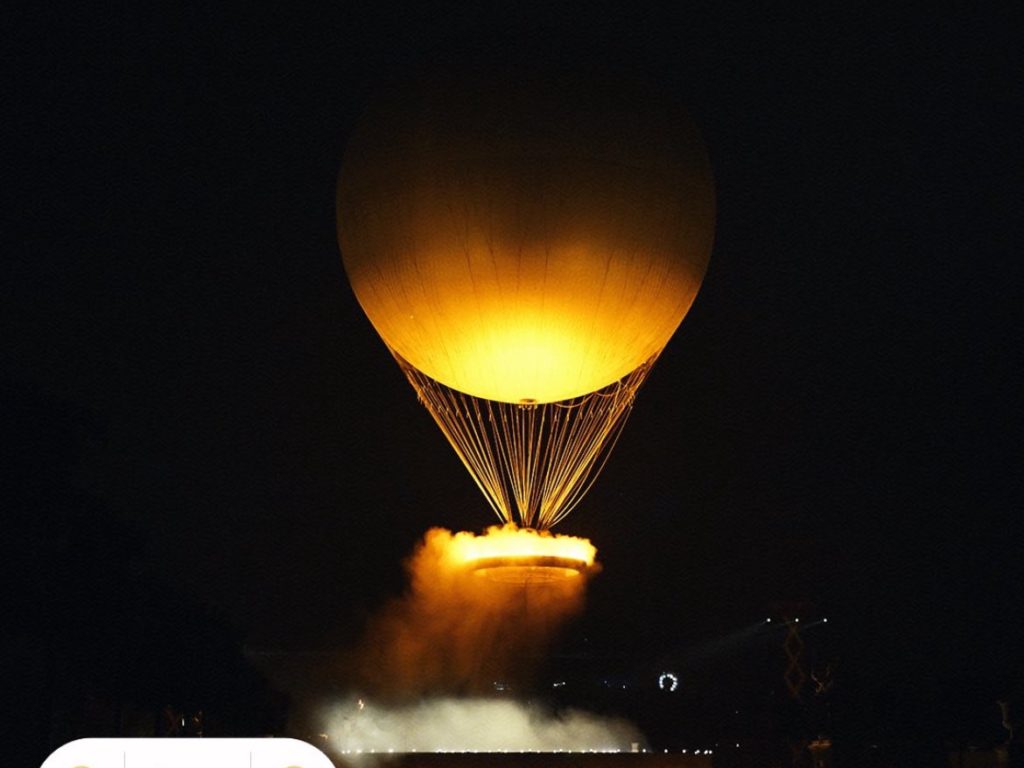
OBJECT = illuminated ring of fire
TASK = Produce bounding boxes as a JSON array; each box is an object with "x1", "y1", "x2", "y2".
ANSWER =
[
  {"x1": 448, "y1": 526, "x2": 596, "y2": 584},
  {"x1": 659, "y1": 672, "x2": 679, "y2": 692},
  {"x1": 468, "y1": 555, "x2": 589, "y2": 583}
]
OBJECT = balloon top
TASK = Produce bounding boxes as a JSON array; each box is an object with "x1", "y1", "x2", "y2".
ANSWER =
[{"x1": 338, "y1": 64, "x2": 714, "y2": 403}]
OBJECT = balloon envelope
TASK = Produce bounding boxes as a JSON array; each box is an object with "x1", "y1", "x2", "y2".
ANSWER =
[{"x1": 338, "y1": 67, "x2": 714, "y2": 404}]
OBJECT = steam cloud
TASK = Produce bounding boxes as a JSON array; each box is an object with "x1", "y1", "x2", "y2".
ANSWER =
[
  {"x1": 278, "y1": 528, "x2": 647, "y2": 757},
  {"x1": 320, "y1": 696, "x2": 645, "y2": 760}
]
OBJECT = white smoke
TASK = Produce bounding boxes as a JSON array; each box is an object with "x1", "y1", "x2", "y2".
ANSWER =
[{"x1": 319, "y1": 695, "x2": 645, "y2": 762}]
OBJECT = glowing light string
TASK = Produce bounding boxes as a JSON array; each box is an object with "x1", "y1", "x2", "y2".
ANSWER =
[{"x1": 395, "y1": 351, "x2": 654, "y2": 529}]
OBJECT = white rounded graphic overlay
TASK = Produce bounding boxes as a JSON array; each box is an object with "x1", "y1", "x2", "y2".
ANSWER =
[{"x1": 41, "y1": 738, "x2": 333, "y2": 768}]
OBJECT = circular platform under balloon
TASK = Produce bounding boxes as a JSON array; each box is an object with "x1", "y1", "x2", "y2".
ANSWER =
[
  {"x1": 446, "y1": 526, "x2": 596, "y2": 584},
  {"x1": 468, "y1": 554, "x2": 590, "y2": 583}
]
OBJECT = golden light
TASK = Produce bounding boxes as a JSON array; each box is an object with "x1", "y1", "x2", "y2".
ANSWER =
[
  {"x1": 445, "y1": 526, "x2": 596, "y2": 584},
  {"x1": 336, "y1": 62, "x2": 714, "y2": 529},
  {"x1": 338, "y1": 69, "x2": 714, "y2": 405},
  {"x1": 349, "y1": 527, "x2": 596, "y2": 695}
]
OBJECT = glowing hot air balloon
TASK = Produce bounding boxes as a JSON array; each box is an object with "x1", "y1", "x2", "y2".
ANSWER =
[{"x1": 338, "y1": 61, "x2": 714, "y2": 532}]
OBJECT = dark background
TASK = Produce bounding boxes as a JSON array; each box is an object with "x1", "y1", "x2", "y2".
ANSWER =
[{"x1": 6, "y1": 1, "x2": 1022, "y2": 762}]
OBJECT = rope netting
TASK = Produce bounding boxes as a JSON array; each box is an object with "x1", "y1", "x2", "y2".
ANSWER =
[{"x1": 395, "y1": 352, "x2": 654, "y2": 529}]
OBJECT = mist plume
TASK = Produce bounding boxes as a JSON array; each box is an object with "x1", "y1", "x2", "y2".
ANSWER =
[
  {"x1": 349, "y1": 527, "x2": 595, "y2": 698},
  {"x1": 320, "y1": 695, "x2": 645, "y2": 760}
]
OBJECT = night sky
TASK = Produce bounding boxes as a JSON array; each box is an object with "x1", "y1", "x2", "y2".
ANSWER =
[{"x1": 7, "y1": 0, "x2": 1022, "y2": 743}]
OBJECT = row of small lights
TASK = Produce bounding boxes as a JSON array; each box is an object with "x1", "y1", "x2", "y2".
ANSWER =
[
  {"x1": 765, "y1": 617, "x2": 828, "y2": 623},
  {"x1": 549, "y1": 672, "x2": 680, "y2": 691},
  {"x1": 333, "y1": 748, "x2": 716, "y2": 755}
]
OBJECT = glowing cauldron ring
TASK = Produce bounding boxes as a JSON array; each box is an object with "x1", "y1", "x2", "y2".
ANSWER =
[{"x1": 468, "y1": 555, "x2": 589, "y2": 583}]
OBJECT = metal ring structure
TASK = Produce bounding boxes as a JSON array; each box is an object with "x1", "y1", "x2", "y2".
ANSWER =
[{"x1": 468, "y1": 554, "x2": 590, "y2": 584}]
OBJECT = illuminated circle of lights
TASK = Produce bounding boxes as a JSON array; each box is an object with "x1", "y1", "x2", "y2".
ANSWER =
[
  {"x1": 469, "y1": 555, "x2": 588, "y2": 584},
  {"x1": 450, "y1": 527, "x2": 595, "y2": 584},
  {"x1": 658, "y1": 672, "x2": 679, "y2": 692}
]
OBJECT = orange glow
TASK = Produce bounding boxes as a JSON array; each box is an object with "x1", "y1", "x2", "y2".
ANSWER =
[
  {"x1": 349, "y1": 527, "x2": 598, "y2": 696},
  {"x1": 444, "y1": 525, "x2": 596, "y2": 582},
  {"x1": 337, "y1": 70, "x2": 714, "y2": 404}
]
